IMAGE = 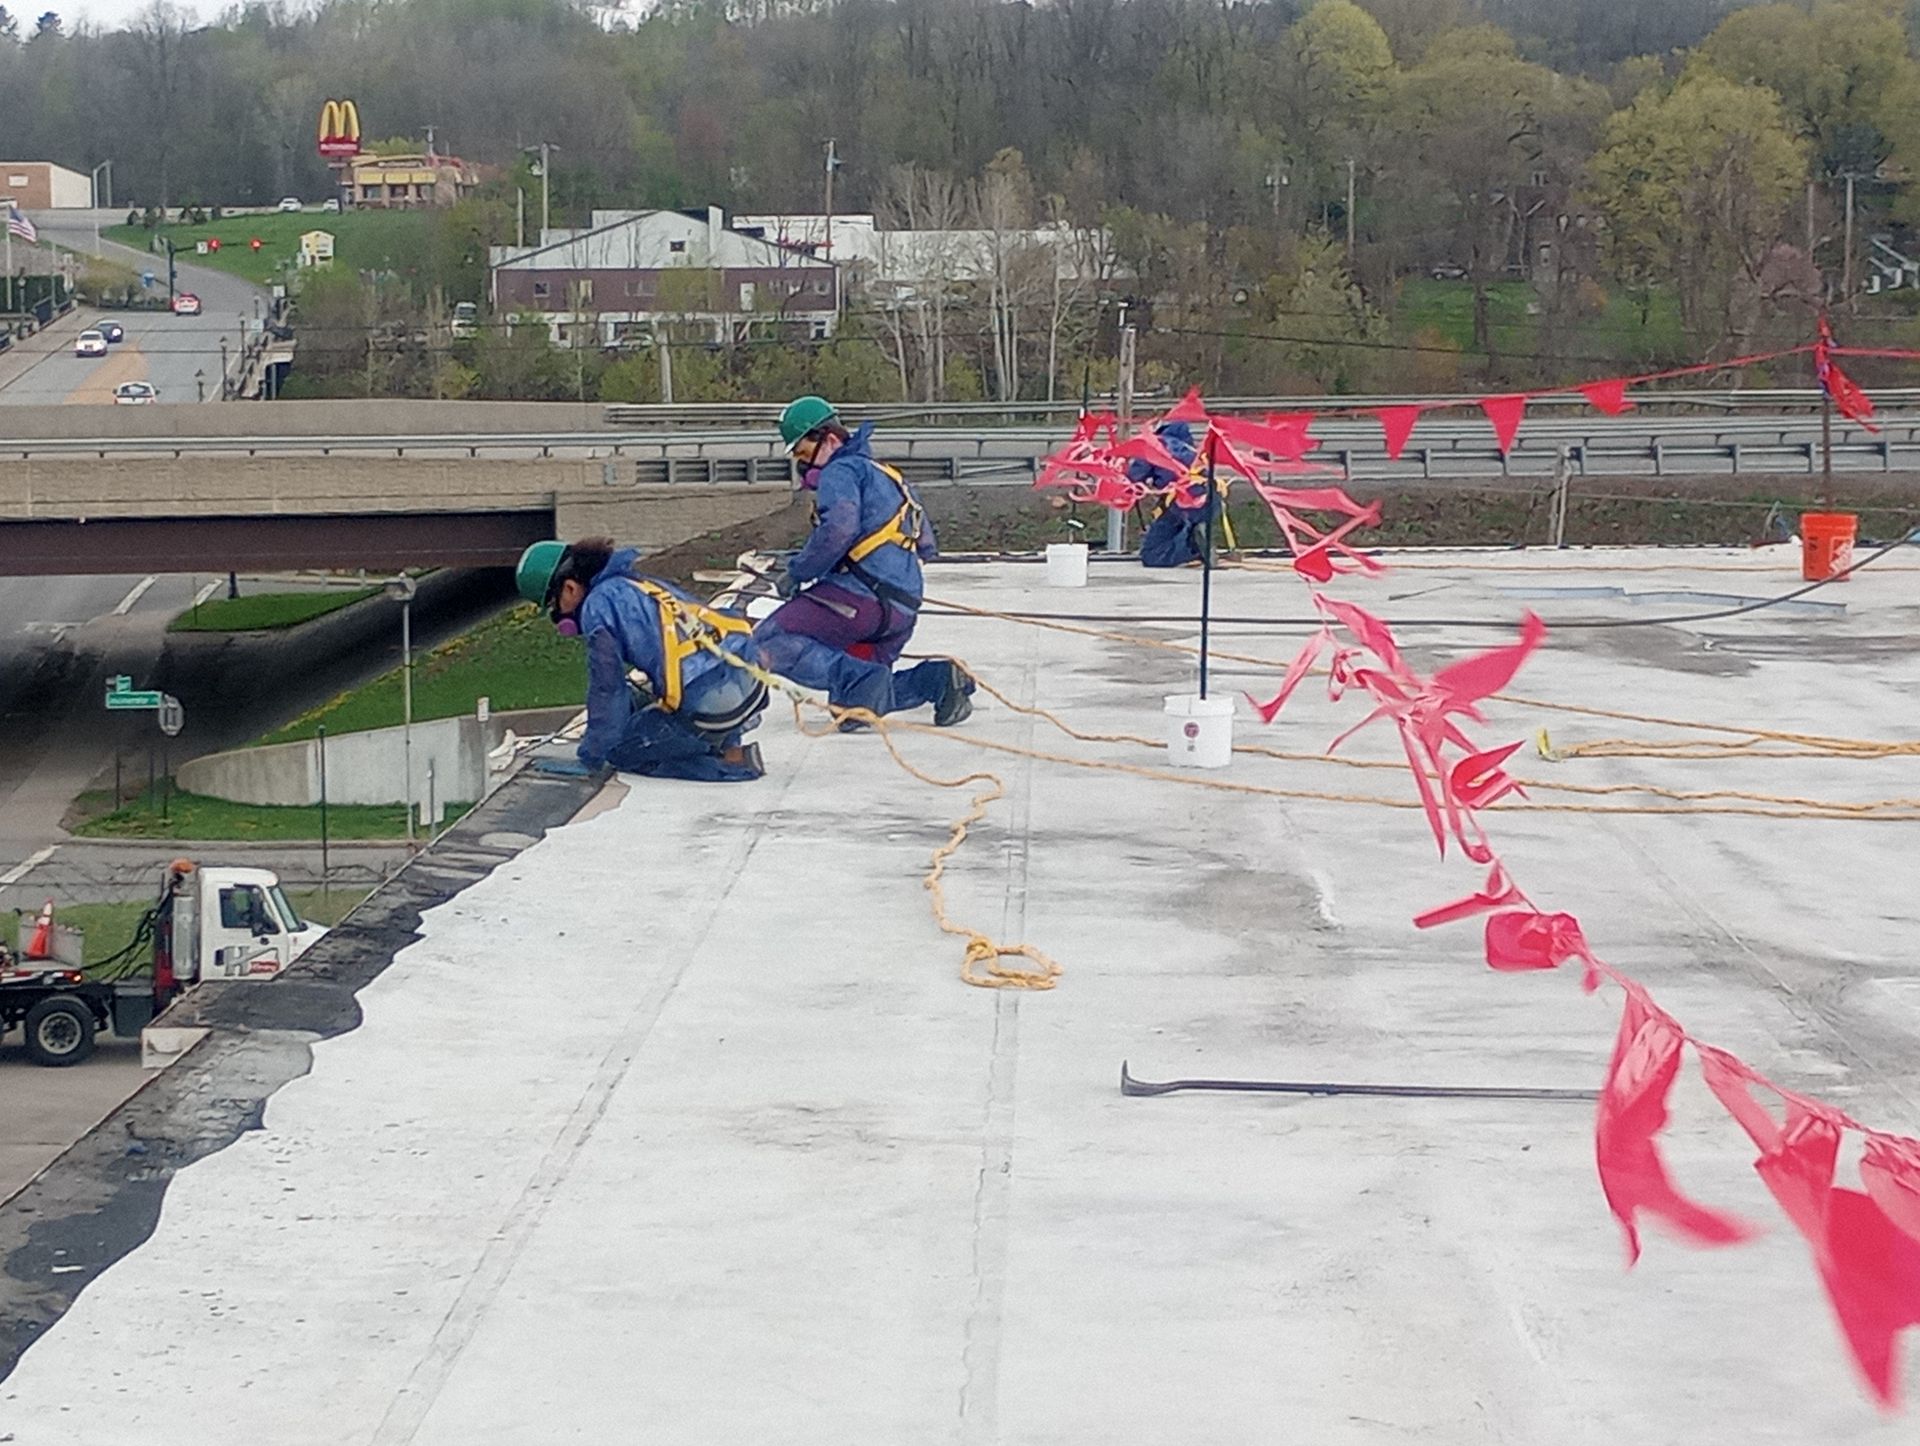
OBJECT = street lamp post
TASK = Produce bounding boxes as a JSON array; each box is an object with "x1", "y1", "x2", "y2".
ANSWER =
[
  {"x1": 385, "y1": 574, "x2": 417, "y2": 844},
  {"x1": 90, "y1": 160, "x2": 112, "y2": 258}
]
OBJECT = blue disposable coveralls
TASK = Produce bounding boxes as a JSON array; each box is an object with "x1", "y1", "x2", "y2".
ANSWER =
[
  {"x1": 576, "y1": 549, "x2": 765, "y2": 783},
  {"x1": 1133, "y1": 422, "x2": 1219, "y2": 569},
  {"x1": 751, "y1": 422, "x2": 955, "y2": 718}
]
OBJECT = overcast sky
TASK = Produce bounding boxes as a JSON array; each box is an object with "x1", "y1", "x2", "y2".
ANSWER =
[{"x1": 60, "y1": 0, "x2": 218, "y2": 33}]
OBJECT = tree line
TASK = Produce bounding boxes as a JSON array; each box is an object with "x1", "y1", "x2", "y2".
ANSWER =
[{"x1": 9, "y1": 0, "x2": 1920, "y2": 400}]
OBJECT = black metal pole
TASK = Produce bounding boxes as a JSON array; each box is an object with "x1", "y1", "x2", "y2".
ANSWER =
[
  {"x1": 318, "y1": 725, "x2": 330, "y2": 901},
  {"x1": 160, "y1": 735, "x2": 169, "y2": 823},
  {"x1": 1198, "y1": 430, "x2": 1218, "y2": 701}
]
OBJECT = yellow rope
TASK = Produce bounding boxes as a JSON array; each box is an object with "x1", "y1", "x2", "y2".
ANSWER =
[
  {"x1": 925, "y1": 593, "x2": 1919, "y2": 766},
  {"x1": 663, "y1": 573, "x2": 1915, "y2": 992},
  {"x1": 687, "y1": 630, "x2": 1063, "y2": 990}
]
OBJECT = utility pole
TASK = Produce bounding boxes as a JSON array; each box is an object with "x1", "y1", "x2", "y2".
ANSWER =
[
  {"x1": 823, "y1": 137, "x2": 841, "y2": 321},
  {"x1": 424, "y1": 123, "x2": 436, "y2": 160},
  {"x1": 1842, "y1": 171, "x2": 1857, "y2": 310},
  {"x1": 823, "y1": 138, "x2": 837, "y2": 258},
  {"x1": 1112, "y1": 318, "x2": 1137, "y2": 555},
  {"x1": 1345, "y1": 157, "x2": 1357, "y2": 265},
  {"x1": 1806, "y1": 178, "x2": 1816, "y2": 254},
  {"x1": 516, "y1": 186, "x2": 524, "y2": 249},
  {"x1": 658, "y1": 332, "x2": 673, "y2": 404},
  {"x1": 539, "y1": 141, "x2": 553, "y2": 240}
]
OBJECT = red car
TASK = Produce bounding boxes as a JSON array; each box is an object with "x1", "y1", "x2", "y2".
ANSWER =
[{"x1": 172, "y1": 292, "x2": 202, "y2": 316}]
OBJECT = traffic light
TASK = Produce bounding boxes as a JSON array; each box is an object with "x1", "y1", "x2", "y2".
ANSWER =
[{"x1": 207, "y1": 237, "x2": 221, "y2": 252}]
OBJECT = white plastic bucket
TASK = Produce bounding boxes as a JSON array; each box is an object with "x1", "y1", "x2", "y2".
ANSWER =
[
  {"x1": 1045, "y1": 542, "x2": 1090, "y2": 587},
  {"x1": 1164, "y1": 693, "x2": 1235, "y2": 769}
]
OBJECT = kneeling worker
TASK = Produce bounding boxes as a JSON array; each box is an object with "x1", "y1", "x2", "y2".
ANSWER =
[
  {"x1": 1134, "y1": 420, "x2": 1234, "y2": 568},
  {"x1": 517, "y1": 538, "x2": 768, "y2": 782},
  {"x1": 752, "y1": 395, "x2": 972, "y2": 728}
]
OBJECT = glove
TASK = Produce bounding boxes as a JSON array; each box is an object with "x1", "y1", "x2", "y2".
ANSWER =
[
  {"x1": 628, "y1": 674, "x2": 659, "y2": 712},
  {"x1": 761, "y1": 555, "x2": 800, "y2": 600}
]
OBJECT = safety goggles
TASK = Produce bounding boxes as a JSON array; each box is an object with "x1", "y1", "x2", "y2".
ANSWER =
[
  {"x1": 790, "y1": 429, "x2": 829, "y2": 468},
  {"x1": 545, "y1": 549, "x2": 581, "y2": 636}
]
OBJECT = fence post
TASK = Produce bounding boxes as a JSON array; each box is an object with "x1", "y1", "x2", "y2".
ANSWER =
[{"x1": 1551, "y1": 448, "x2": 1571, "y2": 550}]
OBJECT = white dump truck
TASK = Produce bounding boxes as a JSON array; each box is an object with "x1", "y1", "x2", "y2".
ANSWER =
[{"x1": 0, "y1": 860, "x2": 327, "y2": 1066}]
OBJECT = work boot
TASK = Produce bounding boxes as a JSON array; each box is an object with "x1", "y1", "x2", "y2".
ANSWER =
[
  {"x1": 934, "y1": 662, "x2": 975, "y2": 728},
  {"x1": 720, "y1": 742, "x2": 765, "y2": 777}
]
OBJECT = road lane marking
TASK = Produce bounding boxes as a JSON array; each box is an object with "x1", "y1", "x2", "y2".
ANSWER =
[
  {"x1": 112, "y1": 575, "x2": 158, "y2": 616},
  {"x1": 192, "y1": 580, "x2": 221, "y2": 607},
  {"x1": 0, "y1": 846, "x2": 57, "y2": 889}
]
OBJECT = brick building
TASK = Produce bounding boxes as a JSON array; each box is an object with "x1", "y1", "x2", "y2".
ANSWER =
[
  {"x1": 0, "y1": 161, "x2": 92, "y2": 210},
  {"x1": 487, "y1": 207, "x2": 839, "y2": 347}
]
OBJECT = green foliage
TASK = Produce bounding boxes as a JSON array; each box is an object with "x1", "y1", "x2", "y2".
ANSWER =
[
  {"x1": 1691, "y1": 1, "x2": 1909, "y2": 167},
  {"x1": 259, "y1": 604, "x2": 585, "y2": 745},
  {"x1": 103, "y1": 211, "x2": 430, "y2": 288},
  {"x1": 168, "y1": 588, "x2": 379, "y2": 633},
  {"x1": 77, "y1": 793, "x2": 470, "y2": 842},
  {"x1": 1588, "y1": 73, "x2": 1809, "y2": 341}
]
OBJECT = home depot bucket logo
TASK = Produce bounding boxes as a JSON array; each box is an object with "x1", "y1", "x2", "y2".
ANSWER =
[{"x1": 317, "y1": 99, "x2": 361, "y2": 159}]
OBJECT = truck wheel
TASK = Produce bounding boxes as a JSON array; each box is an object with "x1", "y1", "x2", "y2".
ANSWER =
[{"x1": 23, "y1": 996, "x2": 96, "y2": 1067}]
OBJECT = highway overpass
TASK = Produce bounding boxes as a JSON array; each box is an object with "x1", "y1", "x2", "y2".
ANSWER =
[{"x1": 3, "y1": 395, "x2": 1916, "y2": 576}]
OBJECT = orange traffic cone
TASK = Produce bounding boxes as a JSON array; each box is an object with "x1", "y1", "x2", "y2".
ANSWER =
[{"x1": 23, "y1": 899, "x2": 54, "y2": 960}]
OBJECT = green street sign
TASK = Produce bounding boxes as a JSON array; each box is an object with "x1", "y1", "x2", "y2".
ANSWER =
[{"x1": 104, "y1": 675, "x2": 164, "y2": 711}]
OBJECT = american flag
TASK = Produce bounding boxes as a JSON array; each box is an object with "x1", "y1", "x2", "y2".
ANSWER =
[{"x1": 5, "y1": 204, "x2": 35, "y2": 244}]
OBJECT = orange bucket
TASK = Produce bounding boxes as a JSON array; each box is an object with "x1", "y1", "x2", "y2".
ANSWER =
[{"x1": 1801, "y1": 512, "x2": 1857, "y2": 582}]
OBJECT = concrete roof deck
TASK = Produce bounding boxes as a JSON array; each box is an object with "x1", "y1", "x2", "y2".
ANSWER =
[{"x1": 4, "y1": 547, "x2": 1919, "y2": 1442}]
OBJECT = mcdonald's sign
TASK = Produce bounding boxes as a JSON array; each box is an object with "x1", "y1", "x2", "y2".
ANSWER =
[{"x1": 317, "y1": 99, "x2": 362, "y2": 160}]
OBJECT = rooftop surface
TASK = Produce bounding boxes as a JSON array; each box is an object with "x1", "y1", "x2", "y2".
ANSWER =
[{"x1": 4, "y1": 547, "x2": 1919, "y2": 1442}]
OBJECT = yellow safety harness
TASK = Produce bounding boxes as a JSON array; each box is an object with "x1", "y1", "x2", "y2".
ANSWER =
[
  {"x1": 628, "y1": 578, "x2": 752, "y2": 712},
  {"x1": 1145, "y1": 466, "x2": 1238, "y2": 551},
  {"x1": 843, "y1": 462, "x2": 926, "y2": 565}
]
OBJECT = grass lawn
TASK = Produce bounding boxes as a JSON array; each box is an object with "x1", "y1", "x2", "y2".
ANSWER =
[
  {"x1": 1397, "y1": 279, "x2": 1688, "y2": 369},
  {"x1": 72, "y1": 789, "x2": 472, "y2": 841},
  {"x1": 259, "y1": 603, "x2": 584, "y2": 746},
  {"x1": 105, "y1": 210, "x2": 431, "y2": 288},
  {"x1": 169, "y1": 587, "x2": 380, "y2": 633},
  {"x1": 27, "y1": 890, "x2": 374, "y2": 969}
]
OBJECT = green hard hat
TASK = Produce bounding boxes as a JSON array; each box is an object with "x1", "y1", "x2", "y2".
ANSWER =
[
  {"x1": 778, "y1": 395, "x2": 837, "y2": 452},
  {"x1": 515, "y1": 540, "x2": 568, "y2": 606}
]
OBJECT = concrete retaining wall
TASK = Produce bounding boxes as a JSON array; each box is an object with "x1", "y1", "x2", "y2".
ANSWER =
[{"x1": 179, "y1": 706, "x2": 579, "y2": 811}]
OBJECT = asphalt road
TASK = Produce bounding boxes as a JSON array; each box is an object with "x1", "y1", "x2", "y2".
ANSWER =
[
  {"x1": 4, "y1": 212, "x2": 267, "y2": 407},
  {"x1": 0, "y1": 573, "x2": 204, "y2": 860}
]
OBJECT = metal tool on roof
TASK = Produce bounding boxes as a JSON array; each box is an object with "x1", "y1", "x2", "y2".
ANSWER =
[{"x1": 1119, "y1": 1061, "x2": 1598, "y2": 1103}]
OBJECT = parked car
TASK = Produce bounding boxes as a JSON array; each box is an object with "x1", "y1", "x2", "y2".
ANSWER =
[
  {"x1": 172, "y1": 292, "x2": 202, "y2": 316},
  {"x1": 97, "y1": 319, "x2": 126, "y2": 343},
  {"x1": 74, "y1": 329, "x2": 108, "y2": 357},
  {"x1": 321, "y1": 197, "x2": 341, "y2": 213},
  {"x1": 450, "y1": 301, "x2": 479, "y2": 339},
  {"x1": 277, "y1": 196, "x2": 303, "y2": 213},
  {"x1": 114, "y1": 380, "x2": 159, "y2": 405},
  {"x1": 1428, "y1": 263, "x2": 1469, "y2": 281}
]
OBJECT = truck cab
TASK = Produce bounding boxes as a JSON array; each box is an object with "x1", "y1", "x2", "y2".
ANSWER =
[
  {"x1": 3, "y1": 861, "x2": 328, "y2": 1066},
  {"x1": 192, "y1": 867, "x2": 328, "y2": 981}
]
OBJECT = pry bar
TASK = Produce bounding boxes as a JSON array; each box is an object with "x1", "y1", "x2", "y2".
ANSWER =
[{"x1": 1119, "y1": 1061, "x2": 1597, "y2": 1103}]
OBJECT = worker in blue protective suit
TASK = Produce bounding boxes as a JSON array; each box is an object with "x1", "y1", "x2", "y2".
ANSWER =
[
  {"x1": 517, "y1": 538, "x2": 768, "y2": 783},
  {"x1": 1132, "y1": 421, "x2": 1222, "y2": 568},
  {"x1": 751, "y1": 395, "x2": 974, "y2": 729}
]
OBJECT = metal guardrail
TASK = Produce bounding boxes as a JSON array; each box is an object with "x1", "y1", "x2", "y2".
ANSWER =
[
  {"x1": 602, "y1": 387, "x2": 1920, "y2": 429},
  {"x1": 8, "y1": 414, "x2": 1920, "y2": 489},
  {"x1": 5, "y1": 413, "x2": 1913, "y2": 459}
]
